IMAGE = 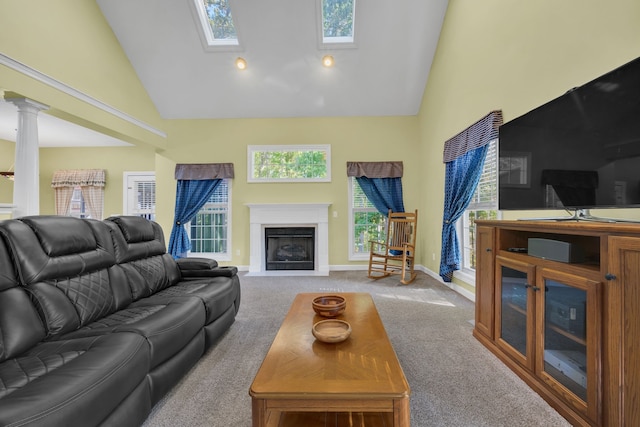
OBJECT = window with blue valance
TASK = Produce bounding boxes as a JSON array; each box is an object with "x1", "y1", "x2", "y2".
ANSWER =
[
  {"x1": 440, "y1": 110, "x2": 503, "y2": 282},
  {"x1": 168, "y1": 163, "x2": 234, "y2": 259}
]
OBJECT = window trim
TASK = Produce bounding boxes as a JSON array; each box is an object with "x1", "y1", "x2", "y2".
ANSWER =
[
  {"x1": 187, "y1": 179, "x2": 232, "y2": 261},
  {"x1": 190, "y1": 0, "x2": 243, "y2": 52},
  {"x1": 247, "y1": 144, "x2": 331, "y2": 183},
  {"x1": 123, "y1": 171, "x2": 156, "y2": 218}
]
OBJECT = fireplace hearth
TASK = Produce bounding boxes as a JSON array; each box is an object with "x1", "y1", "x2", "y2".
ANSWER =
[{"x1": 265, "y1": 227, "x2": 315, "y2": 270}]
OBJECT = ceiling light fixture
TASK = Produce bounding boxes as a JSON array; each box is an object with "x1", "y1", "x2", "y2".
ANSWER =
[
  {"x1": 322, "y1": 55, "x2": 334, "y2": 68},
  {"x1": 235, "y1": 57, "x2": 247, "y2": 70}
]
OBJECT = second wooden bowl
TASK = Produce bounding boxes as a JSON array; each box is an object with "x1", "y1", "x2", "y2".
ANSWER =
[{"x1": 312, "y1": 319, "x2": 352, "y2": 343}]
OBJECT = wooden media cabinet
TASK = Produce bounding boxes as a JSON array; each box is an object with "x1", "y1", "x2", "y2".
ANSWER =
[{"x1": 473, "y1": 220, "x2": 640, "y2": 426}]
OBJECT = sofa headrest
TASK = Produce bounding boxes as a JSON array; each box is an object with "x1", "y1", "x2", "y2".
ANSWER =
[
  {"x1": 104, "y1": 216, "x2": 167, "y2": 263},
  {"x1": 0, "y1": 217, "x2": 116, "y2": 284},
  {"x1": 105, "y1": 216, "x2": 156, "y2": 243},
  {"x1": 19, "y1": 216, "x2": 97, "y2": 257}
]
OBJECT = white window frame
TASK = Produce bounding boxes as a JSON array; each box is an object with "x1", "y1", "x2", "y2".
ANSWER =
[
  {"x1": 190, "y1": 0, "x2": 242, "y2": 51},
  {"x1": 187, "y1": 179, "x2": 232, "y2": 261},
  {"x1": 454, "y1": 139, "x2": 500, "y2": 285},
  {"x1": 123, "y1": 171, "x2": 156, "y2": 220},
  {"x1": 348, "y1": 177, "x2": 386, "y2": 260},
  {"x1": 247, "y1": 144, "x2": 331, "y2": 183}
]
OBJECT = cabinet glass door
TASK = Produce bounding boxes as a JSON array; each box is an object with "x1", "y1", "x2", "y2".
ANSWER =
[
  {"x1": 542, "y1": 280, "x2": 587, "y2": 400},
  {"x1": 496, "y1": 257, "x2": 535, "y2": 368},
  {"x1": 537, "y1": 268, "x2": 600, "y2": 422}
]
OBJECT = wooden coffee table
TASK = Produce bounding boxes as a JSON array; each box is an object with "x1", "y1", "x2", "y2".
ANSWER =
[{"x1": 249, "y1": 292, "x2": 410, "y2": 427}]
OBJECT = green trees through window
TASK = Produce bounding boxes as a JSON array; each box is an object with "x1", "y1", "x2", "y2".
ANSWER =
[
  {"x1": 249, "y1": 145, "x2": 330, "y2": 182},
  {"x1": 322, "y1": 0, "x2": 355, "y2": 39},
  {"x1": 351, "y1": 178, "x2": 385, "y2": 255},
  {"x1": 203, "y1": 0, "x2": 237, "y2": 40}
]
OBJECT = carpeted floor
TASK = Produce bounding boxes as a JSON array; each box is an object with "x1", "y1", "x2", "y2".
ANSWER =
[{"x1": 143, "y1": 271, "x2": 571, "y2": 427}]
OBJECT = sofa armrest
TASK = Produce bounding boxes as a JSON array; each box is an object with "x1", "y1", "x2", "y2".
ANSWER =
[
  {"x1": 176, "y1": 257, "x2": 238, "y2": 277},
  {"x1": 176, "y1": 257, "x2": 218, "y2": 271}
]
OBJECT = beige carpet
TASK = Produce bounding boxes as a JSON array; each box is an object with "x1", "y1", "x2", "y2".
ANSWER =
[{"x1": 143, "y1": 271, "x2": 570, "y2": 427}]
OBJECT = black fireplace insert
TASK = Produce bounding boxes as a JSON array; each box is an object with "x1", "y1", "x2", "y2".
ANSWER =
[{"x1": 265, "y1": 227, "x2": 315, "y2": 270}]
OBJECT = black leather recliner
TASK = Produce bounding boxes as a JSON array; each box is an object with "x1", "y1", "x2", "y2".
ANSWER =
[{"x1": 0, "y1": 215, "x2": 241, "y2": 426}]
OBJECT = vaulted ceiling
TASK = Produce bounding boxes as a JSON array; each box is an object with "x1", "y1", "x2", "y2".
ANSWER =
[
  {"x1": 97, "y1": 0, "x2": 449, "y2": 119},
  {"x1": 0, "y1": 0, "x2": 449, "y2": 147}
]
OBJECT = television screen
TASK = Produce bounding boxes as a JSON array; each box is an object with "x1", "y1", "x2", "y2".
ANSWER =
[{"x1": 498, "y1": 56, "x2": 640, "y2": 212}]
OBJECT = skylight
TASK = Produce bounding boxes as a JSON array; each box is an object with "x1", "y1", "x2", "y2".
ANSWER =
[
  {"x1": 321, "y1": 0, "x2": 356, "y2": 44},
  {"x1": 194, "y1": 0, "x2": 239, "y2": 46}
]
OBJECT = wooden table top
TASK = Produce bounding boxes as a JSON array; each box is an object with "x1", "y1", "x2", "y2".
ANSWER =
[{"x1": 249, "y1": 292, "x2": 410, "y2": 400}]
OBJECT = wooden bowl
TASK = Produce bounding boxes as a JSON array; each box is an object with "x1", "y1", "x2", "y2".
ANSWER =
[
  {"x1": 312, "y1": 319, "x2": 352, "y2": 343},
  {"x1": 312, "y1": 295, "x2": 346, "y2": 317}
]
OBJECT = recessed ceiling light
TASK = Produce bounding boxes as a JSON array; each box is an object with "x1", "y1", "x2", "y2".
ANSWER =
[
  {"x1": 322, "y1": 55, "x2": 334, "y2": 68},
  {"x1": 235, "y1": 57, "x2": 247, "y2": 70}
]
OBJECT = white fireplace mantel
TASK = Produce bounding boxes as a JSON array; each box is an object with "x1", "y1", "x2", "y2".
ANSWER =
[{"x1": 246, "y1": 203, "x2": 331, "y2": 276}]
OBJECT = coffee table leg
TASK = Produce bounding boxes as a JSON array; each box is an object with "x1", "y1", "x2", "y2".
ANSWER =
[
  {"x1": 252, "y1": 398, "x2": 266, "y2": 427},
  {"x1": 394, "y1": 397, "x2": 410, "y2": 427}
]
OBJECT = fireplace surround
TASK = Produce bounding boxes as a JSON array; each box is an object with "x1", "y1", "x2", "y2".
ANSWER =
[{"x1": 247, "y1": 203, "x2": 330, "y2": 275}]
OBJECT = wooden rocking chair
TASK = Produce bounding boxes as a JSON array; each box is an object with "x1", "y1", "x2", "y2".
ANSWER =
[{"x1": 368, "y1": 209, "x2": 418, "y2": 285}]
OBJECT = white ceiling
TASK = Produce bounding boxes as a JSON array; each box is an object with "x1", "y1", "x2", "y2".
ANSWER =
[
  {"x1": 97, "y1": 0, "x2": 449, "y2": 119},
  {"x1": 0, "y1": 0, "x2": 448, "y2": 147}
]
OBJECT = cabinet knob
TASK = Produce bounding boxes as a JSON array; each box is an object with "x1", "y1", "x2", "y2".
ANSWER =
[
  {"x1": 605, "y1": 273, "x2": 617, "y2": 281},
  {"x1": 486, "y1": 248, "x2": 492, "y2": 252}
]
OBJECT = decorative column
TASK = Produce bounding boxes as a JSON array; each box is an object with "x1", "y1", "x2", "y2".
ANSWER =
[{"x1": 6, "y1": 97, "x2": 48, "y2": 218}]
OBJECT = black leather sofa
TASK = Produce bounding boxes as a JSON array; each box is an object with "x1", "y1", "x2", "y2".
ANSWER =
[{"x1": 0, "y1": 215, "x2": 241, "y2": 427}]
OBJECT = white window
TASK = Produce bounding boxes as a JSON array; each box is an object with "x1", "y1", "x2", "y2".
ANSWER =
[
  {"x1": 248, "y1": 145, "x2": 331, "y2": 183},
  {"x1": 188, "y1": 179, "x2": 231, "y2": 261},
  {"x1": 348, "y1": 177, "x2": 386, "y2": 260},
  {"x1": 123, "y1": 172, "x2": 156, "y2": 220},
  {"x1": 192, "y1": 0, "x2": 240, "y2": 47},
  {"x1": 456, "y1": 139, "x2": 499, "y2": 283}
]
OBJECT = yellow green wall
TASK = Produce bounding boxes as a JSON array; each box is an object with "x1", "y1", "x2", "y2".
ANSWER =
[
  {"x1": 156, "y1": 117, "x2": 420, "y2": 266},
  {"x1": 0, "y1": 0, "x2": 166, "y2": 149},
  {"x1": 39, "y1": 146, "x2": 156, "y2": 216},
  {"x1": 2, "y1": 0, "x2": 640, "y2": 286},
  {"x1": 417, "y1": 0, "x2": 640, "y2": 293}
]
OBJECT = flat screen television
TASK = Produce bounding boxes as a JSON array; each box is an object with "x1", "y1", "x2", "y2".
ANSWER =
[{"x1": 498, "y1": 56, "x2": 640, "y2": 220}]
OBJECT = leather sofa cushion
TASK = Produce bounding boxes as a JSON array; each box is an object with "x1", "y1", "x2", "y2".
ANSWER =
[
  {"x1": 0, "y1": 219, "x2": 138, "y2": 338},
  {"x1": 58, "y1": 297, "x2": 206, "y2": 368},
  {"x1": 117, "y1": 254, "x2": 180, "y2": 300},
  {"x1": 0, "y1": 287, "x2": 47, "y2": 362},
  {"x1": 105, "y1": 217, "x2": 174, "y2": 264},
  {"x1": 0, "y1": 218, "x2": 116, "y2": 284},
  {"x1": 0, "y1": 332, "x2": 150, "y2": 427},
  {"x1": 107, "y1": 215, "x2": 156, "y2": 243},
  {"x1": 20, "y1": 216, "x2": 97, "y2": 257},
  {"x1": 0, "y1": 234, "x2": 47, "y2": 362},
  {"x1": 155, "y1": 275, "x2": 240, "y2": 323}
]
